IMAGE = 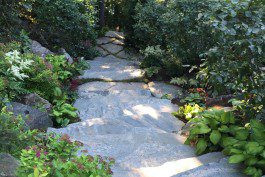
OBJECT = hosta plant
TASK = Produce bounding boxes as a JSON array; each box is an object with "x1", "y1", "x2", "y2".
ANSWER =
[
  {"x1": 224, "y1": 119, "x2": 265, "y2": 177},
  {"x1": 185, "y1": 109, "x2": 238, "y2": 155},
  {"x1": 51, "y1": 87, "x2": 78, "y2": 127}
]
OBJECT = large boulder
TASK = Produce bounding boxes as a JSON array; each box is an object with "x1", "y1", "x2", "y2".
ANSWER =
[
  {"x1": 58, "y1": 48, "x2": 74, "y2": 64},
  {"x1": 11, "y1": 102, "x2": 53, "y2": 130},
  {"x1": 30, "y1": 40, "x2": 54, "y2": 57},
  {"x1": 148, "y1": 82, "x2": 183, "y2": 100},
  {"x1": 0, "y1": 153, "x2": 19, "y2": 177},
  {"x1": 101, "y1": 43, "x2": 123, "y2": 54},
  {"x1": 22, "y1": 93, "x2": 52, "y2": 112}
]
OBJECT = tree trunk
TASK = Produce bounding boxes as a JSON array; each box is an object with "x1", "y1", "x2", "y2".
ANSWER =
[{"x1": 99, "y1": 0, "x2": 105, "y2": 28}]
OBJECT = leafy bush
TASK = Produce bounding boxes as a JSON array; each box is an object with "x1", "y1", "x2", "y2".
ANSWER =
[
  {"x1": 0, "y1": 107, "x2": 37, "y2": 157},
  {"x1": 184, "y1": 107, "x2": 265, "y2": 176},
  {"x1": 197, "y1": 0, "x2": 265, "y2": 120},
  {"x1": 17, "y1": 134, "x2": 114, "y2": 177},
  {"x1": 0, "y1": 0, "x2": 22, "y2": 42},
  {"x1": 0, "y1": 42, "x2": 86, "y2": 127},
  {"x1": 225, "y1": 120, "x2": 265, "y2": 177},
  {"x1": 51, "y1": 87, "x2": 78, "y2": 127},
  {"x1": 27, "y1": 0, "x2": 97, "y2": 58},
  {"x1": 185, "y1": 109, "x2": 239, "y2": 155},
  {"x1": 0, "y1": 46, "x2": 30, "y2": 100},
  {"x1": 133, "y1": 0, "x2": 217, "y2": 78}
]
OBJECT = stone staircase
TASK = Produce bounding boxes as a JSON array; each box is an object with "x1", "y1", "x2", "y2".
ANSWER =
[{"x1": 48, "y1": 31, "x2": 245, "y2": 177}]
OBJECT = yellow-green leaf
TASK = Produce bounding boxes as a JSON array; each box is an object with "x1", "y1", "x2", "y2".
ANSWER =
[
  {"x1": 210, "y1": 130, "x2": 221, "y2": 145},
  {"x1": 196, "y1": 139, "x2": 207, "y2": 155},
  {"x1": 229, "y1": 154, "x2": 246, "y2": 163}
]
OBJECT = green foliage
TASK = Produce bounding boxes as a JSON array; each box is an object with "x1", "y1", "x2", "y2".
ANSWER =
[
  {"x1": 224, "y1": 120, "x2": 265, "y2": 177},
  {"x1": 17, "y1": 134, "x2": 114, "y2": 177},
  {"x1": 185, "y1": 106, "x2": 265, "y2": 176},
  {"x1": 140, "y1": 45, "x2": 183, "y2": 79},
  {"x1": 51, "y1": 87, "x2": 78, "y2": 127},
  {"x1": 185, "y1": 109, "x2": 238, "y2": 155},
  {"x1": 133, "y1": 0, "x2": 217, "y2": 78},
  {"x1": 0, "y1": 45, "x2": 31, "y2": 100},
  {"x1": 27, "y1": 0, "x2": 97, "y2": 58},
  {"x1": 0, "y1": 107, "x2": 37, "y2": 157},
  {"x1": 173, "y1": 104, "x2": 204, "y2": 121},
  {"x1": 181, "y1": 93, "x2": 205, "y2": 106},
  {"x1": 0, "y1": 0, "x2": 22, "y2": 42},
  {"x1": 1, "y1": 0, "x2": 98, "y2": 58},
  {"x1": 197, "y1": 0, "x2": 265, "y2": 120},
  {"x1": 0, "y1": 42, "x2": 85, "y2": 127}
]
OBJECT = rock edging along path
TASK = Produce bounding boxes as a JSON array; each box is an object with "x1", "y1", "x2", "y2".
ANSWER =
[{"x1": 48, "y1": 31, "x2": 245, "y2": 177}]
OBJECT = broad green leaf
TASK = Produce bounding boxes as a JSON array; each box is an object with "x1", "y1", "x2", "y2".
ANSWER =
[
  {"x1": 222, "y1": 137, "x2": 238, "y2": 147},
  {"x1": 245, "y1": 142, "x2": 264, "y2": 155},
  {"x1": 235, "y1": 129, "x2": 249, "y2": 140},
  {"x1": 245, "y1": 157, "x2": 258, "y2": 166},
  {"x1": 218, "y1": 125, "x2": 230, "y2": 133},
  {"x1": 244, "y1": 167, "x2": 258, "y2": 176},
  {"x1": 196, "y1": 139, "x2": 207, "y2": 155},
  {"x1": 229, "y1": 154, "x2": 246, "y2": 163},
  {"x1": 190, "y1": 123, "x2": 211, "y2": 135},
  {"x1": 210, "y1": 130, "x2": 221, "y2": 145}
]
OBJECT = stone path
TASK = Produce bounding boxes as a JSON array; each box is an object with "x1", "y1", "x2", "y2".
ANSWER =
[{"x1": 48, "y1": 31, "x2": 245, "y2": 177}]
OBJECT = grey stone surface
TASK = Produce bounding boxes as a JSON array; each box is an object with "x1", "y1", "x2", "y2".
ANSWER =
[
  {"x1": 74, "y1": 96, "x2": 182, "y2": 133},
  {"x1": 101, "y1": 43, "x2": 123, "y2": 54},
  {"x1": 22, "y1": 93, "x2": 52, "y2": 112},
  {"x1": 30, "y1": 40, "x2": 53, "y2": 57},
  {"x1": 174, "y1": 158, "x2": 245, "y2": 177},
  {"x1": 79, "y1": 56, "x2": 144, "y2": 81},
  {"x1": 96, "y1": 37, "x2": 115, "y2": 45},
  {"x1": 105, "y1": 31, "x2": 125, "y2": 40},
  {"x1": 116, "y1": 51, "x2": 143, "y2": 62},
  {"x1": 96, "y1": 46, "x2": 109, "y2": 56},
  {"x1": 148, "y1": 81, "x2": 183, "y2": 100},
  {"x1": 0, "y1": 153, "x2": 19, "y2": 177},
  {"x1": 58, "y1": 48, "x2": 73, "y2": 64},
  {"x1": 112, "y1": 39, "x2": 124, "y2": 45},
  {"x1": 11, "y1": 102, "x2": 53, "y2": 130}
]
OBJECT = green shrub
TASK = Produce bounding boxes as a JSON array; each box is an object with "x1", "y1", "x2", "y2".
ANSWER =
[
  {"x1": 132, "y1": 0, "x2": 217, "y2": 78},
  {"x1": 0, "y1": 48, "x2": 30, "y2": 100},
  {"x1": 0, "y1": 0, "x2": 22, "y2": 42},
  {"x1": 0, "y1": 107, "x2": 37, "y2": 157},
  {"x1": 22, "y1": 0, "x2": 98, "y2": 59},
  {"x1": 17, "y1": 134, "x2": 114, "y2": 177},
  {"x1": 185, "y1": 109, "x2": 239, "y2": 155},
  {"x1": 197, "y1": 0, "x2": 265, "y2": 120},
  {"x1": 224, "y1": 119, "x2": 265, "y2": 177},
  {"x1": 51, "y1": 87, "x2": 78, "y2": 127},
  {"x1": 185, "y1": 107, "x2": 265, "y2": 176}
]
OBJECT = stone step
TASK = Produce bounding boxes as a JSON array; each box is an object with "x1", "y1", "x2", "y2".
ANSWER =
[
  {"x1": 77, "y1": 81, "x2": 151, "y2": 99},
  {"x1": 48, "y1": 127, "x2": 228, "y2": 177},
  {"x1": 48, "y1": 118, "x2": 165, "y2": 136},
  {"x1": 174, "y1": 157, "x2": 246, "y2": 177},
  {"x1": 49, "y1": 131, "x2": 194, "y2": 168},
  {"x1": 113, "y1": 152, "x2": 226, "y2": 177},
  {"x1": 80, "y1": 56, "x2": 144, "y2": 81},
  {"x1": 74, "y1": 95, "x2": 183, "y2": 133},
  {"x1": 77, "y1": 81, "x2": 149, "y2": 93}
]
